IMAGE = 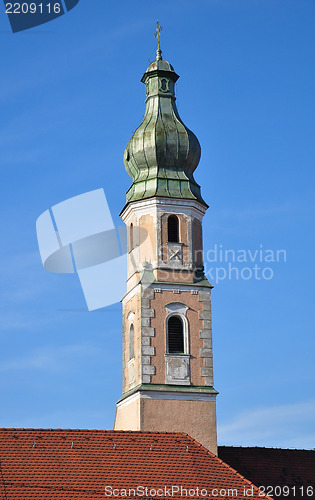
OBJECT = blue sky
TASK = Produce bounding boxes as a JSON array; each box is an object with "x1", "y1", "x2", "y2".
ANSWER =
[{"x1": 0, "y1": 0, "x2": 314, "y2": 449}]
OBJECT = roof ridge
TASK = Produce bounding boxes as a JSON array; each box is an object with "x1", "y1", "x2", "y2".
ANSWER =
[{"x1": 0, "y1": 428, "x2": 190, "y2": 436}]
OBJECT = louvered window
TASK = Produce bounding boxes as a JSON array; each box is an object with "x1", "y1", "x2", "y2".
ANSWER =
[
  {"x1": 168, "y1": 215, "x2": 179, "y2": 243},
  {"x1": 168, "y1": 316, "x2": 184, "y2": 353}
]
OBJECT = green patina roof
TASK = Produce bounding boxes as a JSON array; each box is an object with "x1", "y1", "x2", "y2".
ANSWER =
[{"x1": 123, "y1": 52, "x2": 207, "y2": 207}]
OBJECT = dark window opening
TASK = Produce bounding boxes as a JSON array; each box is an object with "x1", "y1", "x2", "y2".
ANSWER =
[
  {"x1": 129, "y1": 223, "x2": 134, "y2": 251},
  {"x1": 168, "y1": 215, "x2": 179, "y2": 243},
  {"x1": 168, "y1": 316, "x2": 184, "y2": 353},
  {"x1": 129, "y1": 324, "x2": 135, "y2": 360}
]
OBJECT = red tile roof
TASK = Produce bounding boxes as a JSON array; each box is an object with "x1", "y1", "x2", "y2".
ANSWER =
[
  {"x1": 0, "y1": 429, "x2": 271, "y2": 500},
  {"x1": 218, "y1": 446, "x2": 315, "y2": 500}
]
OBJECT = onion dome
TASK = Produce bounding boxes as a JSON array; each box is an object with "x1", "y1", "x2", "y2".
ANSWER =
[{"x1": 123, "y1": 48, "x2": 206, "y2": 207}]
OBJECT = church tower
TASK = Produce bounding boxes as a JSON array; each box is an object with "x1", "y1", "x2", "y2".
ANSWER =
[{"x1": 114, "y1": 30, "x2": 218, "y2": 454}]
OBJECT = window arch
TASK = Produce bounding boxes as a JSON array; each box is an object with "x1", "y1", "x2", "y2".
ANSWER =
[
  {"x1": 167, "y1": 315, "x2": 184, "y2": 353},
  {"x1": 168, "y1": 215, "x2": 179, "y2": 243},
  {"x1": 129, "y1": 324, "x2": 135, "y2": 360}
]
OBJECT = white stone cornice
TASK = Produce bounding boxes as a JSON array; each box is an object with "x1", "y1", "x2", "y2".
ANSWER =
[
  {"x1": 121, "y1": 197, "x2": 207, "y2": 222},
  {"x1": 116, "y1": 389, "x2": 217, "y2": 409}
]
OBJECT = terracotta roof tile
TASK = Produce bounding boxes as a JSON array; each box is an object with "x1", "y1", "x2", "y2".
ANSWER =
[{"x1": 0, "y1": 429, "x2": 272, "y2": 500}]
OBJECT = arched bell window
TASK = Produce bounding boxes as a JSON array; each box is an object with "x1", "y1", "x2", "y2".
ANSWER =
[
  {"x1": 167, "y1": 315, "x2": 184, "y2": 353},
  {"x1": 129, "y1": 324, "x2": 135, "y2": 360},
  {"x1": 168, "y1": 215, "x2": 179, "y2": 243}
]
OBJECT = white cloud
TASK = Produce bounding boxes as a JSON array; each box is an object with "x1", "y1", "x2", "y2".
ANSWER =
[
  {"x1": 0, "y1": 408, "x2": 114, "y2": 430},
  {"x1": 218, "y1": 203, "x2": 295, "y2": 219},
  {"x1": 0, "y1": 343, "x2": 103, "y2": 373},
  {"x1": 218, "y1": 400, "x2": 315, "y2": 449},
  {"x1": 0, "y1": 251, "x2": 55, "y2": 304},
  {"x1": 233, "y1": 193, "x2": 314, "y2": 218},
  {"x1": 0, "y1": 19, "x2": 147, "y2": 105}
]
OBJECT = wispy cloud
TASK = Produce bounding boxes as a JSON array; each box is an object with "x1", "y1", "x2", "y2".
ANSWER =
[
  {"x1": 0, "y1": 249, "x2": 87, "y2": 332},
  {"x1": 218, "y1": 400, "x2": 315, "y2": 449},
  {"x1": 217, "y1": 197, "x2": 315, "y2": 221},
  {"x1": 0, "y1": 19, "x2": 148, "y2": 105},
  {"x1": 0, "y1": 407, "x2": 114, "y2": 430},
  {"x1": 0, "y1": 343, "x2": 103, "y2": 373},
  {"x1": 0, "y1": 251, "x2": 50, "y2": 304},
  {"x1": 0, "y1": 96, "x2": 81, "y2": 149},
  {"x1": 0, "y1": 147, "x2": 43, "y2": 166}
]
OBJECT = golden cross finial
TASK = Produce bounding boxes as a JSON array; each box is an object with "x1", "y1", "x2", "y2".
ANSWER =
[{"x1": 154, "y1": 20, "x2": 163, "y2": 52}]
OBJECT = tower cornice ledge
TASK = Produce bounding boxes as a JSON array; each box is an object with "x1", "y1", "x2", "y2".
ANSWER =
[
  {"x1": 122, "y1": 280, "x2": 214, "y2": 304},
  {"x1": 117, "y1": 383, "x2": 219, "y2": 406},
  {"x1": 120, "y1": 196, "x2": 208, "y2": 220}
]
